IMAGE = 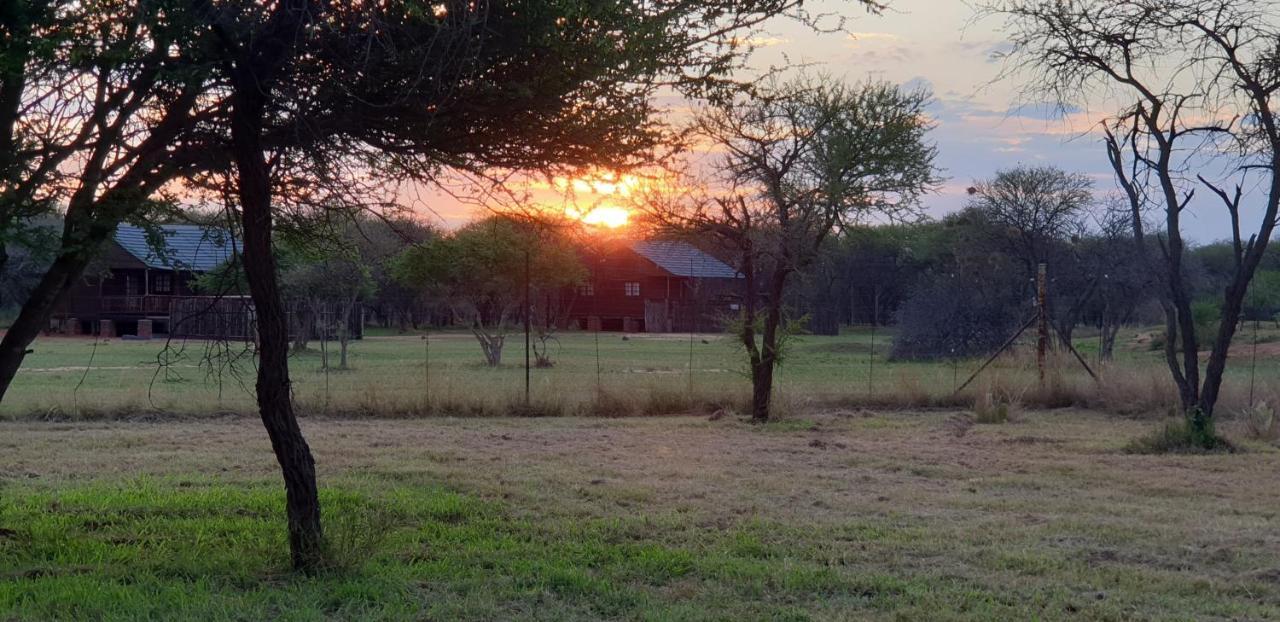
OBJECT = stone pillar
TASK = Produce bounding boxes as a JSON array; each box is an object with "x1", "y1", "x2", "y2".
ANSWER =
[
  {"x1": 66, "y1": 318, "x2": 80, "y2": 335},
  {"x1": 587, "y1": 316, "x2": 602, "y2": 332},
  {"x1": 136, "y1": 319, "x2": 153, "y2": 339},
  {"x1": 98, "y1": 319, "x2": 115, "y2": 338}
]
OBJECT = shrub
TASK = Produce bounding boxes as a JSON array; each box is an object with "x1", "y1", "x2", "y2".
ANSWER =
[
  {"x1": 973, "y1": 389, "x2": 1020, "y2": 424},
  {"x1": 891, "y1": 272, "x2": 1025, "y2": 360},
  {"x1": 1242, "y1": 401, "x2": 1279, "y2": 442},
  {"x1": 1125, "y1": 409, "x2": 1234, "y2": 454}
]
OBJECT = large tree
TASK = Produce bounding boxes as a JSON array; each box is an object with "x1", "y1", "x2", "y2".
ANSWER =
[
  {"x1": 645, "y1": 76, "x2": 939, "y2": 420},
  {"x1": 195, "y1": 0, "x2": 882, "y2": 569},
  {"x1": 990, "y1": 0, "x2": 1280, "y2": 442}
]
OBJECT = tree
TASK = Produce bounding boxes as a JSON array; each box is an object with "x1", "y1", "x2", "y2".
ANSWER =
[
  {"x1": 393, "y1": 217, "x2": 584, "y2": 367},
  {"x1": 990, "y1": 0, "x2": 1280, "y2": 442},
  {"x1": 1081, "y1": 203, "x2": 1157, "y2": 360},
  {"x1": 279, "y1": 227, "x2": 376, "y2": 370},
  {"x1": 2, "y1": 0, "x2": 885, "y2": 570},
  {"x1": 968, "y1": 166, "x2": 1092, "y2": 272},
  {"x1": 0, "y1": 0, "x2": 217, "y2": 399},
  {"x1": 966, "y1": 166, "x2": 1094, "y2": 345},
  {"x1": 890, "y1": 209, "x2": 1031, "y2": 360},
  {"x1": 645, "y1": 76, "x2": 939, "y2": 420}
]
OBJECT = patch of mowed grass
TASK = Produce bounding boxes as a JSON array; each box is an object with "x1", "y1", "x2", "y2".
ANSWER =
[
  {"x1": 1, "y1": 458, "x2": 1279, "y2": 621},
  {"x1": 0, "y1": 477, "x2": 1006, "y2": 620}
]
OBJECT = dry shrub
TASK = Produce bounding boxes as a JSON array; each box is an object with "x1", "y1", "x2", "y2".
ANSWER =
[
  {"x1": 888, "y1": 369, "x2": 931, "y2": 407},
  {"x1": 592, "y1": 389, "x2": 641, "y2": 417},
  {"x1": 1091, "y1": 366, "x2": 1178, "y2": 416},
  {"x1": 641, "y1": 384, "x2": 694, "y2": 416},
  {"x1": 1026, "y1": 368, "x2": 1080, "y2": 409},
  {"x1": 1241, "y1": 401, "x2": 1279, "y2": 442},
  {"x1": 972, "y1": 377, "x2": 1024, "y2": 424}
]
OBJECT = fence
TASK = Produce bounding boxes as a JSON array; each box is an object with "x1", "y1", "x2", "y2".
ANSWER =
[{"x1": 169, "y1": 296, "x2": 363, "y2": 341}]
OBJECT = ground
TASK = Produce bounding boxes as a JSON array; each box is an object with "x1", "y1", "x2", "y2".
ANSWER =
[
  {"x1": 3, "y1": 329, "x2": 1280, "y2": 619},
  {"x1": 2, "y1": 411, "x2": 1280, "y2": 620}
]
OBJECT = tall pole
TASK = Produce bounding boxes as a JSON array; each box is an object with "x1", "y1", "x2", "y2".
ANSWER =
[
  {"x1": 593, "y1": 265, "x2": 600, "y2": 399},
  {"x1": 524, "y1": 247, "x2": 531, "y2": 407},
  {"x1": 688, "y1": 252, "x2": 695, "y2": 399},
  {"x1": 1036, "y1": 262, "x2": 1048, "y2": 389},
  {"x1": 868, "y1": 285, "x2": 878, "y2": 396}
]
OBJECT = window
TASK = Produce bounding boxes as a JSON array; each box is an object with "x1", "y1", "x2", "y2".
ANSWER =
[
  {"x1": 578, "y1": 283, "x2": 594, "y2": 296},
  {"x1": 153, "y1": 272, "x2": 173, "y2": 294},
  {"x1": 624, "y1": 282, "x2": 640, "y2": 297}
]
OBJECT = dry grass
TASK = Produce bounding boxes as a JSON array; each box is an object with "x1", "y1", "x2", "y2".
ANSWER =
[{"x1": 6, "y1": 330, "x2": 1280, "y2": 422}]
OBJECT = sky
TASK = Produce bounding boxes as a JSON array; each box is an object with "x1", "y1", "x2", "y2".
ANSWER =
[{"x1": 414, "y1": 0, "x2": 1250, "y2": 244}]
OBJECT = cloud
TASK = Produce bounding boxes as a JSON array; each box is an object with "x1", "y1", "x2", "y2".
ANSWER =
[
  {"x1": 745, "y1": 36, "x2": 788, "y2": 48},
  {"x1": 902, "y1": 77, "x2": 935, "y2": 94},
  {"x1": 1005, "y1": 102, "x2": 1083, "y2": 121},
  {"x1": 846, "y1": 32, "x2": 900, "y2": 44}
]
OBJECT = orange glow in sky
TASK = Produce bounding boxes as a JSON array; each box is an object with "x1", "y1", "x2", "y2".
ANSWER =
[
  {"x1": 567, "y1": 204, "x2": 630, "y2": 228},
  {"x1": 556, "y1": 172, "x2": 641, "y2": 229}
]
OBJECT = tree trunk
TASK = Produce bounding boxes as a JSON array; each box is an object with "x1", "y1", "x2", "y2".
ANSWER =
[
  {"x1": 291, "y1": 303, "x2": 313, "y2": 352},
  {"x1": 474, "y1": 329, "x2": 504, "y2": 366},
  {"x1": 749, "y1": 353, "x2": 776, "y2": 421},
  {"x1": 750, "y1": 266, "x2": 790, "y2": 422},
  {"x1": 0, "y1": 249, "x2": 94, "y2": 398},
  {"x1": 230, "y1": 83, "x2": 324, "y2": 572},
  {"x1": 337, "y1": 297, "x2": 353, "y2": 370}
]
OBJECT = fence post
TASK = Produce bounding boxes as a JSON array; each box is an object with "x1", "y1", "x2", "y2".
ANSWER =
[
  {"x1": 524, "y1": 248, "x2": 531, "y2": 408},
  {"x1": 1037, "y1": 263, "x2": 1048, "y2": 389}
]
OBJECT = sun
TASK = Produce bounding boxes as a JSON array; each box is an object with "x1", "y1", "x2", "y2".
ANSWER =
[
  {"x1": 575, "y1": 205, "x2": 630, "y2": 228},
  {"x1": 555, "y1": 172, "x2": 640, "y2": 229}
]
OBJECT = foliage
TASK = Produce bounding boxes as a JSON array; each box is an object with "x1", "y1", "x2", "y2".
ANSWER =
[
  {"x1": 1190, "y1": 298, "x2": 1221, "y2": 345},
  {"x1": 392, "y1": 217, "x2": 584, "y2": 366},
  {"x1": 891, "y1": 271, "x2": 1026, "y2": 360},
  {"x1": 966, "y1": 166, "x2": 1092, "y2": 270}
]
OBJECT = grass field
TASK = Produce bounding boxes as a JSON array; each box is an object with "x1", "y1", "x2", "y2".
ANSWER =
[
  {"x1": 2, "y1": 411, "x2": 1280, "y2": 620},
  {"x1": 3, "y1": 325, "x2": 1279, "y2": 419}
]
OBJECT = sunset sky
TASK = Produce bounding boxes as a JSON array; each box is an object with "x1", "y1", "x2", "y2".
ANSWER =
[{"x1": 417, "y1": 0, "x2": 1249, "y2": 244}]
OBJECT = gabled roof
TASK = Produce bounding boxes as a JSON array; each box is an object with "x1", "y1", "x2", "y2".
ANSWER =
[
  {"x1": 113, "y1": 224, "x2": 237, "y2": 272},
  {"x1": 630, "y1": 240, "x2": 739, "y2": 279}
]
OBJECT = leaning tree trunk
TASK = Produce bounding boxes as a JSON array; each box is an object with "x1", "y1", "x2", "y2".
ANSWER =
[
  {"x1": 473, "y1": 329, "x2": 504, "y2": 367},
  {"x1": 230, "y1": 83, "x2": 324, "y2": 572},
  {"x1": 0, "y1": 247, "x2": 96, "y2": 399}
]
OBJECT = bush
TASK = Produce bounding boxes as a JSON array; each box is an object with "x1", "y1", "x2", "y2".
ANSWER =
[
  {"x1": 1191, "y1": 298, "x2": 1221, "y2": 343},
  {"x1": 973, "y1": 391, "x2": 1014, "y2": 424},
  {"x1": 891, "y1": 272, "x2": 1025, "y2": 360},
  {"x1": 1125, "y1": 409, "x2": 1234, "y2": 454},
  {"x1": 1242, "y1": 401, "x2": 1278, "y2": 442}
]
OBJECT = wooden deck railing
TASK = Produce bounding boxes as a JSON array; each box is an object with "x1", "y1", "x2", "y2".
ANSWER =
[{"x1": 61, "y1": 295, "x2": 176, "y2": 316}]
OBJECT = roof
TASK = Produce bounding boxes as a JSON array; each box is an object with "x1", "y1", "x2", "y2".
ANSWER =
[
  {"x1": 630, "y1": 240, "x2": 739, "y2": 279},
  {"x1": 113, "y1": 224, "x2": 237, "y2": 272}
]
